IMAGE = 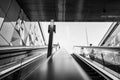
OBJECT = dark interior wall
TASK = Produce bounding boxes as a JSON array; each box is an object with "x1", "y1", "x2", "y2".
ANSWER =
[
  {"x1": 0, "y1": 8, "x2": 5, "y2": 18},
  {"x1": 5, "y1": 0, "x2": 21, "y2": 21},
  {"x1": 0, "y1": 0, "x2": 29, "y2": 46},
  {"x1": 0, "y1": 0, "x2": 29, "y2": 22},
  {"x1": 0, "y1": 0, "x2": 10, "y2": 17}
]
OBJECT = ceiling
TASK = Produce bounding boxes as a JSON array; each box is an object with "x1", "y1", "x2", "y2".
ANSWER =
[{"x1": 17, "y1": 0, "x2": 120, "y2": 21}]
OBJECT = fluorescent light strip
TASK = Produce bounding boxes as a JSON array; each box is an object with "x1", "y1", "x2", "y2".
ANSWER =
[
  {"x1": 75, "y1": 54, "x2": 120, "y2": 80},
  {"x1": 0, "y1": 53, "x2": 45, "y2": 76}
]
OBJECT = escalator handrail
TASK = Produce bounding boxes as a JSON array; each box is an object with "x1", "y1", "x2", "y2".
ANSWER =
[
  {"x1": 74, "y1": 46, "x2": 120, "y2": 52},
  {"x1": 0, "y1": 46, "x2": 48, "y2": 55},
  {"x1": 0, "y1": 44, "x2": 59, "y2": 54}
]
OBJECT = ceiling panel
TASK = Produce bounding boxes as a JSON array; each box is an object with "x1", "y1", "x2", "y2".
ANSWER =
[{"x1": 16, "y1": 0, "x2": 120, "y2": 21}]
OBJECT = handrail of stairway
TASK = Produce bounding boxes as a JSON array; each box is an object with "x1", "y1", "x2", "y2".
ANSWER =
[
  {"x1": 0, "y1": 44, "x2": 59, "y2": 54},
  {"x1": 74, "y1": 46, "x2": 120, "y2": 52},
  {"x1": 0, "y1": 46, "x2": 48, "y2": 54}
]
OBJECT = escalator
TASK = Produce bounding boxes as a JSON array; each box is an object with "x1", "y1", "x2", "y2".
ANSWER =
[{"x1": 72, "y1": 54, "x2": 114, "y2": 80}]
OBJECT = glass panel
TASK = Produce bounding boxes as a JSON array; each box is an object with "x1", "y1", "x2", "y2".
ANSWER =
[
  {"x1": 24, "y1": 22, "x2": 45, "y2": 46},
  {"x1": 0, "y1": 8, "x2": 5, "y2": 28},
  {"x1": 78, "y1": 47, "x2": 120, "y2": 78},
  {"x1": 0, "y1": 22, "x2": 14, "y2": 45},
  {"x1": 104, "y1": 24, "x2": 120, "y2": 47},
  {"x1": 0, "y1": 36, "x2": 9, "y2": 46}
]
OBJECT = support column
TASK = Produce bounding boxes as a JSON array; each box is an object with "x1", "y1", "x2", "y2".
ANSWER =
[{"x1": 47, "y1": 20, "x2": 56, "y2": 58}]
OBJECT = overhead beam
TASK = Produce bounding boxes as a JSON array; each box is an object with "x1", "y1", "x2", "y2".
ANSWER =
[
  {"x1": 58, "y1": 0, "x2": 66, "y2": 21},
  {"x1": 76, "y1": 0, "x2": 84, "y2": 21}
]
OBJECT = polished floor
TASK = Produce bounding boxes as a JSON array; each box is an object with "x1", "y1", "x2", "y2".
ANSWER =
[{"x1": 25, "y1": 49, "x2": 90, "y2": 80}]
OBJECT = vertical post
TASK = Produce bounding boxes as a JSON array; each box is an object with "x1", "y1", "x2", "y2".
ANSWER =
[
  {"x1": 101, "y1": 53, "x2": 105, "y2": 66},
  {"x1": 38, "y1": 22, "x2": 46, "y2": 45},
  {"x1": 85, "y1": 27, "x2": 89, "y2": 46},
  {"x1": 47, "y1": 20, "x2": 56, "y2": 58}
]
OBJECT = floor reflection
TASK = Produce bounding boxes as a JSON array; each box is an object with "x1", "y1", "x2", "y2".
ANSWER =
[{"x1": 47, "y1": 56, "x2": 54, "y2": 80}]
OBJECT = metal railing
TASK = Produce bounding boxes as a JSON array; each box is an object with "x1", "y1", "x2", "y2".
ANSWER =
[
  {"x1": 0, "y1": 46, "x2": 49, "y2": 79},
  {"x1": 0, "y1": 43, "x2": 60, "y2": 79},
  {"x1": 0, "y1": 46, "x2": 48, "y2": 54},
  {"x1": 74, "y1": 45, "x2": 120, "y2": 79},
  {"x1": 74, "y1": 46, "x2": 120, "y2": 52}
]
